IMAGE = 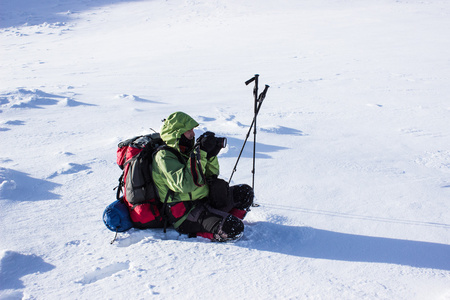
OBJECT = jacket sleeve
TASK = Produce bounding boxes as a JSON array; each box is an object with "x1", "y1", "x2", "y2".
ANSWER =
[
  {"x1": 154, "y1": 147, "x2": 208, "y2": 194},
  {"x1": 205, "y1": 156, "x2": 220, "y2": 178}
]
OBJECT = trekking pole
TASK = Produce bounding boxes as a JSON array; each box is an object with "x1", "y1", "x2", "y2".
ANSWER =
[
  {"x1": 251, "y1": 75, "x2": 259, "y2": 190},
  {"x1": 229, "y1": 75, "x2": 269, "y2": 185}
]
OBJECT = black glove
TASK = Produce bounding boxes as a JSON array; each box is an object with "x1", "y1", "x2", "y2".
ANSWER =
[
  {"x1": 207, "y1": 176, "x2": 232, "y2": 211},
  {"x1": 196, "y1": 131, "x2": 216, "y2": 153},
  {"x1": 207, "y1": 143, "x2": 222, "y2": 159}
]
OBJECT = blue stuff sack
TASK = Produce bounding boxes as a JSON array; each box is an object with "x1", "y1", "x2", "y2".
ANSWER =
[{"x1": 103, "y1": 199, "x2": 133, "y2": 233}]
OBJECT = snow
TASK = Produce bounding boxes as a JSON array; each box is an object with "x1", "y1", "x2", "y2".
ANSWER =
[{"x1": 1, "y1": 0, "x2": 450, "y2": 299}]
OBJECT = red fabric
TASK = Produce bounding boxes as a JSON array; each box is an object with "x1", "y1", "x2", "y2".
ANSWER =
[
  {"x1": 170, "y1": 203, "x2": 186, "y2": 218},
  {"x1": 126, "y1": 147, "x2": 142, "y2": 161},
  {"x1": 117, "y1": 145, "x2": 143, "y2": 168},
  {"x1": 128, "y1": 202, "x2": 158, "y2": 223},
  {"x1": 196, "y1": 232, "x2": 214, "y2": 240},
  {"x1": 116, "y1": 146, "x2": 128, "y2": 167},
  {"x1": 229, "y1": 208, "x2": 247, "y2": 220}
]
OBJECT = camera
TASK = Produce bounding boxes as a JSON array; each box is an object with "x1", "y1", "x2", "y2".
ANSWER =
[{"x1": 200, "y1": 131, "x2": 227, "y2": 149}]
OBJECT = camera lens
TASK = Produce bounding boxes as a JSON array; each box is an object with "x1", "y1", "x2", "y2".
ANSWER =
[{"x1": 217, "y1": 137, "x2": 227, "y2": 148}]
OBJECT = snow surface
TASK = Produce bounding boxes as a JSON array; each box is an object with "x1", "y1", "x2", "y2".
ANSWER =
[{"x1": 1, "y1": 0, "x2": 450, "y2": 299}]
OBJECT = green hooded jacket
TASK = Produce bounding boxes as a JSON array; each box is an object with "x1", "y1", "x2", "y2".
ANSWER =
[{"x1": 152, "y1": 112, "x2": 220, "y2": 209}]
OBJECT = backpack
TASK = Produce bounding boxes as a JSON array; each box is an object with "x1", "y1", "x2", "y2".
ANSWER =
[
  {"x1": 114, "y1": 133, "x2": 166, "y2": 229},
  {"x1": 115, "y1": 133, "x2": 184, "y2": 229}
]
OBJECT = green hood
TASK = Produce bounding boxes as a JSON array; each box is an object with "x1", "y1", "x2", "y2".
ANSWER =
[{"x1": 160, "y1": 112, "x2": 199, "y2": 150}]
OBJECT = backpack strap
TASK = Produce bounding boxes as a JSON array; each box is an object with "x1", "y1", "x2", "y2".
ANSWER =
[
  {"x1": 115, "y1": 173, "x2": 124, "y2": 200},
  {"x1": 190, "y1": 146, "x2": 207, "y2": 187},
  {"x1": 161, "y1": 189, "x2": 174, "y2": 233}
]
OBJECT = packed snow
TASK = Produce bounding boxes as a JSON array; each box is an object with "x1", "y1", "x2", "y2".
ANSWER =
[{"x1": 1, "y1": 0, "x2": 450, "y2": 299}]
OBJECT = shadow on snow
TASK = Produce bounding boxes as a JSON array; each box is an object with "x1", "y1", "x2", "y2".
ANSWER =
[
  {"x1": 1, "y1": 89, "x2": 96, "y2": 111},
  {"x1": 0, "y1": 0, "x2": 153, "y2": 28},
  {"x1": 114, "y1": 222, "x2": 450, "y2": 271},
  {"x1": 239, "y1": 222, "x2": 450, "y2": 271},
  {"x1": 222, "y1": 137, "x2": 289, "y2": 159},
  {"x1": 0, "y1": 251, "x2": 55, "y2": 290},
  {"x1": 0, "y1": 168, "x2": 61, "y2": 201}
]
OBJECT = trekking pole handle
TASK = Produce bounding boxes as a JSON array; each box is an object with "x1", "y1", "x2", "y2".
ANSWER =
[
  {"x1": 245, "y1": 74, "x2": 259, "y2": 86},
  {"x1": 258, "y1": 85, "x2": 270, "y2": 103}
]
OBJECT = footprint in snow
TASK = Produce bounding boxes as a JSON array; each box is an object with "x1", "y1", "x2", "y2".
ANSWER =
[
  {"x1": 4, "y1": 120, "x2": 25, "y2": 126},
  {"x1": 76, "y1": 262, "x2": 130, "y2": 285},
  {"x1": 259, "y1": 125, "x2": 307, "y2": 136},
  {"x1": 115, "y1": 93, "x2": 163, "y2": 104},
  {"x1": 47, "y1": 163, "x2": 91, "y2": 179},
  {"x1": 197, "y1": 115, "x2": 216, "y2": 122}
]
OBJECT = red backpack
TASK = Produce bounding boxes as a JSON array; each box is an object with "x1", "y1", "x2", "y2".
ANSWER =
[{"x1": 115, "y1": 133, "x2": 182, "y2": 229}]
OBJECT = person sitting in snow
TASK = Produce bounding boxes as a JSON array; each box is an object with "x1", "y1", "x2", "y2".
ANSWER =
[{"x1": 152, "y1": 111, "x2": 253, "y2": 242}]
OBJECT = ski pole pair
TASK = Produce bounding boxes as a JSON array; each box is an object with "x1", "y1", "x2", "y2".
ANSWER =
[{"x1": 229, "y1": 74, "x2": 270, "y2": 199}]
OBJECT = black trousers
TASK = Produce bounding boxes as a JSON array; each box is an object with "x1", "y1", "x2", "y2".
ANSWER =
[{"x1": 177, "y1": 184, "x2": 253, "y2": 234}]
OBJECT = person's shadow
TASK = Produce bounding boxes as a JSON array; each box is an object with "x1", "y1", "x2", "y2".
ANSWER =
[{"x1": 238, "y1": 222, "x2": 450, "y2": 271}]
